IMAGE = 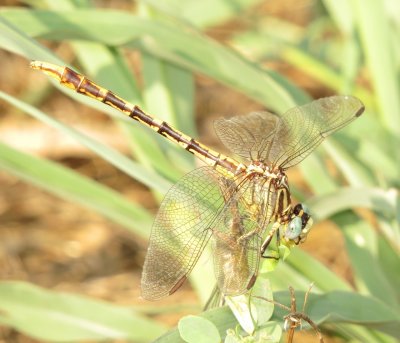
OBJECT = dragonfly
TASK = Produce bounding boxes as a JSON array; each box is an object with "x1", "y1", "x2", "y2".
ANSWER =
[{"x1": 30, "y1": 61, "x2": 364, "y2": 301}]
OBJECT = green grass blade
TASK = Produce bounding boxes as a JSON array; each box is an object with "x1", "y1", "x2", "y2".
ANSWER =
[
  {"x1": 0, "y1": 8, "x2": 309, "y2": 111},
  {"x1": 0, "y1": 90, "x2": 171, "y2": 194},
  {"x1": 322, "y1": 0, "x2": 355, "y2": 34},
  {"x1": 323, "y1": 138, "x2": 375, "y2": 187},
  {"x1": 352, "y1": 0, "x2": 400, "y2": 137},
  {"x1": 308, "y1": 187, "x2": 396, "y2": 222},
  {"x1": 73, "y1": 43, "x2": 184, "y2": 181},
  {"x1": 299, "y1": 153, "x2": 338, "y2": 195},
  {"x1": 282, "y1": 249, "x2": 351, "y2": 291},
  {"x1": 0, "y1": 16, "x2": 140, "y2": 117},
  {"x1": 280, "y1": 45, "x2": 373, "y2": 108},
  {"x1": 0, "y1": 142, "x2": 153, "y2": 237},
  {"x1": 336, "y1": 213, "x2": 399, "y2": 309},
  {"x1": 272, "y1": 290, "x2": 400, "y2": 340},
  {"x1": 0, "y1": 281, "x2": 167, "y2": 342},
  {"x1": 141, "y1": 52, "x2": 195, "y2": 174},
  {"x1": 142, "y1": 0, "x2": 261, "y2": 28}
]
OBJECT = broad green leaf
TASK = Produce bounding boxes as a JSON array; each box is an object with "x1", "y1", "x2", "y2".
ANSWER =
[
  {"x1": 155, "y1": 307, "x2": 237, "y2": 343},
  {"x1": 225, "y1": 295, "x2": 255, "y2": 334},
  {"x1": 178, "y1": 315, "x2": 220, "y2": 343},
  {"x1": 377, "y1": 236, "x2": 400, "y2": 295},
  {"x1": 250, "y1": 278, "x2": 274, "y2": 327},
  {"x1": 0, "y1": 281, "x2": 167, "y2": 342},
  {"x1": 0, "y1": 142, "x2": 153, "y2": 237},
  {"x1": 308, "y1": 187, "x2": 397, "y2": 222}
]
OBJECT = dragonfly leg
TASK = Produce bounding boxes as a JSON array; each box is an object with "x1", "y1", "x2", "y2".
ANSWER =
[{"x1": 260, "y1": 222, "x2": 280, "y2": 258}]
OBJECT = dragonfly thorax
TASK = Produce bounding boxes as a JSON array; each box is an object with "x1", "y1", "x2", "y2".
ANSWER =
[{"x1": 245, "y1": 162, "x2": 282, "y2": 179}]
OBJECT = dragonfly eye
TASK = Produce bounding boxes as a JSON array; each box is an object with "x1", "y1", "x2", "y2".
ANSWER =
[
  {"x1": 284, "y1": 203, "x2": 313, "y2": 243},
  {"x1": 285, "y1": 217, "x2": 302, "y2": 240}
]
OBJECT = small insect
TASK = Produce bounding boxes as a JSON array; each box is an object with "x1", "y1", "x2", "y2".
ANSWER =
[
  {"x1": 255, "y1": 284, "x2": 324, "y2": 343},
  {"x1": 30, "y1": 61, "x2": 364, "y2": 300}
]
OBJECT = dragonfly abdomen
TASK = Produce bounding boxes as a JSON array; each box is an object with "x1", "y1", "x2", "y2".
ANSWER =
[{"x1": 30, "y1": 61, "x2": 244, "y2": 176}]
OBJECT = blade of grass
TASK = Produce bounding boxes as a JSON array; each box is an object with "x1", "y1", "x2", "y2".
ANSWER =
[
  {"x1": 0, "y1": 142, "x2": 153, "y2": 237},
  {"x1": 141, "y1": 51, "x2": 195, "y2": 174},
  {"x1": 0, "y1": 281, "x2": 167, "y2": 342},
  {"x1": 352, "y1": 0, "x2": 400, "y2": 137},
  {"x1": 298, "y1": 153, "x2": 338, "y2": 195},
  {"x1": 322, "y1": 0, "x2": 355, "y2": 35},
  {"x1": 0, "y1": 8, "x2": 310, "y2": 111},
  {"x1": 323, "y1": 138, "x2": 375, "y2": 187},
  {"x1": 0, "y1": 90, "x2": 171, "y2": 194},
  {"x1": 73, "y1": 42, "x2": 184, "y2": 182},
  {"x1": 336, "y1": 212, "x2": 399, "y2": 309},
  {"x1": 142, "y1": 0, "x2": 261, "y2": 29},
  {"x1": 0, "y1": 15, "x2": 148, "y2": 134},
  {"x1": 280, "y1": 45, "x2": 374, "y2": 109},
  {"x1": 40, "y1": 0, "x2": 186, "y2": 181},
  {"x1": 272, "y1": 290, "x2": 400, "y2": 340},
  {"x1": 308, "y1": 187, "x2": 397, "y2": 222},
  {"x1": 261, "y1": 242, "x2": 352, "y2": 294}
]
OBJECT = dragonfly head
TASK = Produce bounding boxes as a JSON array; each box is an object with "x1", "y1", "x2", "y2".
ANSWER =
[{"x1": 283, "y1": 204, "x2": 313, "y2": 245}]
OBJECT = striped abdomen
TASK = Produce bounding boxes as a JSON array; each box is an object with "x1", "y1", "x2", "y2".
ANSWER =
[{"x1": 30, "y1": 61, "x2": 244, "y2": 177}]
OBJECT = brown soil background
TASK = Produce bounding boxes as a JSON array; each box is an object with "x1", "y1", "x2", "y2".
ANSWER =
[{"x1": 0, "y1": 0, "x2": 353, "y2": 342}]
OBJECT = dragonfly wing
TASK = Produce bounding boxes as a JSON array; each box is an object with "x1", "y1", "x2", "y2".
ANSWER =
[
  {"x1": 214, "y1": 111, "x2": 280, "y2": 162},
  {"x1": 211, "y1": 180, "x2": 263, "y2": 296},
  {"x1": 270, "y1": 95, "x2": 364, "y2": 169},
  {"x1": 141, "y1": 166, "x2": 230, "y2": 300},
  {"x1": 214, "y1": 96, "x2": 364, "y2": 169}
]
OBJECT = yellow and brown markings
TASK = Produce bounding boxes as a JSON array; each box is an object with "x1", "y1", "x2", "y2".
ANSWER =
[{"x1": 30, "y1": 61, "x2": 244, "y2": 176}]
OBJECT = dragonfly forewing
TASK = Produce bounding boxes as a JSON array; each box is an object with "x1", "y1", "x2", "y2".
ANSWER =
[
  {"x1": 141, "y1": 167, "x2": 237, "y2": 300},
  {"x1": 214, "y1": 96, "x2": 364, "y2": 170}
]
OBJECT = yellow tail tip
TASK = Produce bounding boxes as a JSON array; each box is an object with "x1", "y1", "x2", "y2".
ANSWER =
[
  {"x1": 29, "y1": 61, "x2": 65, "y2": 80},
  {"x1": 29, "y1": 60, "x2": 43, "y2": 70}
]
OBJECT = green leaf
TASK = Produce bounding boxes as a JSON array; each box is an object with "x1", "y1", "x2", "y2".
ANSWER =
[
  {"x1": 250, "y1": 278, "x2": 275, "y2": 327},
  {"x1": 308, "y1": 187, "x2": 397, "y2": 222},
  {"x1": 0, "y1": 8, "x2": 309, "y2": 111},
  {"x1": 155, "y1": 307, "x2": 236, "y2": 343},
  {"x1": 272, "y1": 289, "x2": 400, "y2": 339},
  {"x1": 0, "y1": 281, "x2": 167, "y2": 342},
  {"x1": 323, "y1": 139, "x2": 375, "y2": 187},
  {"x1": 0, "y1": 90, "x2": 171, "y2": 194},
  {"x1": 143, "y1": 0, "x2": 262, "y2": 29},
  {"x1": 273, "y1": 249, "x2": 352, "y2": 292},
  {"x1": 336, "y1": 213, "x2": 399, "y2": 309},
  {"x1": 0, "y1": 142, "x2": 153, "y2": 237},
  {"x1": 352, "y1": 0, "x2": 400, "y2": 137},
  {"x1": 322, "y1": 0, "x2": 355, "y2": 34},
  {"x1": 178, "y1": 315, "x2": 221, "y2": 343}
]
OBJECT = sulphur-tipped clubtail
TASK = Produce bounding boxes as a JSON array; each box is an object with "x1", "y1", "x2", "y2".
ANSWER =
[{"x1": 30, "y1": 61, "x2": 364, "y2": 300}]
